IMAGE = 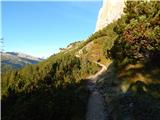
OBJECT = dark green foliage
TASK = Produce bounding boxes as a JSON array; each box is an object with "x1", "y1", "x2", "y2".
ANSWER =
[
  {"x1": 110, "y1": 90, "x2": 160, "y2": 120},
  {"x1": 102, "y1": 1, "x2": 160, "y2": 120},
  {"x1": 2, "y1": 81, "x2": 88, "y2": 120},
  {"x1": 108, "y1": 1, "x2": 160, "y2": 65},
  {"x1": 2, "y1": 51, "x2": 99, "y2": 120}
]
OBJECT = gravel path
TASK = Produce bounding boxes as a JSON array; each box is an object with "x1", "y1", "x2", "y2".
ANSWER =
[{"x1": 86, "y1": 62, "x2": 107, "y2": 120}]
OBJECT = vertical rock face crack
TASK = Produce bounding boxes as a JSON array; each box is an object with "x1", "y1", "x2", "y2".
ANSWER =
[{"x1": 86, "y1": 62, "x2": 108, "y2": 120}]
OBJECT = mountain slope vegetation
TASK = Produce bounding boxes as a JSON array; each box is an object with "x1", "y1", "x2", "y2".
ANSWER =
[
  {"x1": 2, "y1": 45, "x2": 100, "y2": 120},
  {"x1": 1, "y1": 1, "x2": 160, "y2": 120},
  {"x1": 97, "y1": 1, "x2": 160, "y2": 120}
]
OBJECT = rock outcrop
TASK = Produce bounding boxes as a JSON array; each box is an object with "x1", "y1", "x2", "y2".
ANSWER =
[{"x1": 95, "y1": 0, "x2": 125, "y2": 31}]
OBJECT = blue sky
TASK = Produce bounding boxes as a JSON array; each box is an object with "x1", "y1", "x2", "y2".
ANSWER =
[{"x1": 2, "y1": 1, "x2": 102, "y2": 58}]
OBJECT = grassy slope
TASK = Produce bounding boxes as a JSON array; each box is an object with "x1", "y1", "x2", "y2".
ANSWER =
[{"x1": 76, "y1": 22, "x2": 117, "y2": 65}]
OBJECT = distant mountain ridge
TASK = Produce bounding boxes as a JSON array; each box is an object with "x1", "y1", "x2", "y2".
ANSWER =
[
  {"x1": 5, "y1": 52, "x2": 44, "y2": 61},
  {"x1": 1, "y1": 52, "x2": 44, "y2": 71}
]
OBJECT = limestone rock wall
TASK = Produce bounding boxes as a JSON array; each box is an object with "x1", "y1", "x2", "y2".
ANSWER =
[{"x1": 95, "y1": 0, "x2": 125, "y2": 31}]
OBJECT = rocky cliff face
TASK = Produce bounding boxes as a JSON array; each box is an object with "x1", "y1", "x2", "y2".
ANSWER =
[{"x1": 95, "y1": 0, "x2": 125, "y2": 31}]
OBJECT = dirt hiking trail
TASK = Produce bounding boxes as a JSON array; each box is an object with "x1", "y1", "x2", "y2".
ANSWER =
[{"x1": 86, "y1": 62, "x2": 108, "y2": 120}]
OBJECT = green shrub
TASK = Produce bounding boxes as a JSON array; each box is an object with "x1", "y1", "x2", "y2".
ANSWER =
[{"x1": 108, "y1": 1, "x2": 160, "y2": 65}]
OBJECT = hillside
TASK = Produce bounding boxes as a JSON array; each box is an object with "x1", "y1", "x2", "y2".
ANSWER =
[
  {"x1": 1, "y1": 1, "x2": 160, "y2": 120},
  {"x1": 1, "y1": 43, "x2": 101, "y2": 120},
  {"x1": 1, "y1": 52, "x2": 43, "y2": 72},
  {"x1": 96, "y1": 1, "x2": 160, "y2": 119}
]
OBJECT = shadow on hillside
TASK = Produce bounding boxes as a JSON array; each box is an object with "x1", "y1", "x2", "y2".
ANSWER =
[
  {"x1": 2, "y1": 80, "x2": 89, "y2": 120},
  {"x1": 95, "y1": 60, "x2": 160, "y2": 120},
  {"x1": 119, "y1": 53, "x2": 160, "y2": 82},
  {"x1": 109, "y1": 81, "x2": 160, "y2": 120},
  {"x1": 96, "y1": 62, "x2": 121, "y2": 91}
]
